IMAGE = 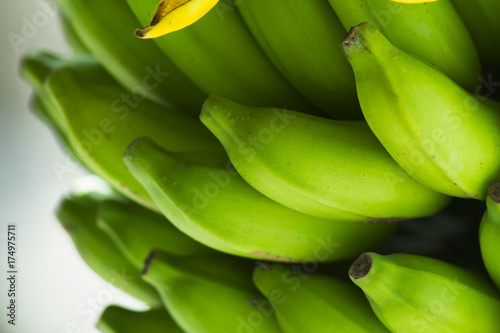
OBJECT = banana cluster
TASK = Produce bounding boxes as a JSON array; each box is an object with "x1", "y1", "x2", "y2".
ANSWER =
[{"x1": 20, "y1": 0, "x2": 500, "y2": 331}]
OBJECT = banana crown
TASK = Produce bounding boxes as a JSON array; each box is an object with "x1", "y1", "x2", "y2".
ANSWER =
[{"x1": 349, "y1": 252, "x2": 500, "y2": 332}]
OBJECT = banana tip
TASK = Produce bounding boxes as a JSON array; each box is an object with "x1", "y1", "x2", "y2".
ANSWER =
[
  {"x1": 134, "y1": 27, "x2": 152, "y2": 39},
  {"x1": 488, "y1": 183, "x2": 500, "y2": 203},
  {"x1": 349, "y1": 253, "x2": 373, "y2": 280},
  {"x1": 343, "y1": 22, "x2": 367, "y2": 49}
]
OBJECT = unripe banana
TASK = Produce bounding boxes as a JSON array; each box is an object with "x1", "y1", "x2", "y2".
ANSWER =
[
  {"x1": 328, "y1": 0, "x2": 481, "y2": 91},
  {"x1": 55, "y1": 177, "x2": 161, "y2": 307},
  {"x1": 43, "y1": 60, "x2": 226, "y2": 209},
  {"x1": 480, "y1": 182, "x2": 500, "y2": 290},
  {"x1": 253, "y1": 263, "x2": 389, "y2": 333},
  {"x1": 450, "y1": 0, "x2": 500, "y2": 71},
  {"x1": 127, "y1": 0, "x2": 321, "y2": 114},
  {"x1": 123, "y1": 136, "x2": 399, "y2": 262},
  {"x1": 97, "y1": 200, "x2": 212, "y2": 269},
  {"x1": 349, "y1": 252, "x2": 500, "y2": 332},
  {"x1": 236, "y1": 0, "x2": 360, "y2": 119},
  {"x1": 53, "y1": 0, "x2": 206, "y2": 113},
  {"x1": 343, "y1": 22, "x2": 500, "y2": 199},
  {"x1": 142, "y1": 251, "x2": 282, "y2": 332},
  {"x1": 97, "y1": 305, "x2": 184, "y2": 333},
  {"x1": 201, "y1": 94, "x2": 450, "y2": 221}
]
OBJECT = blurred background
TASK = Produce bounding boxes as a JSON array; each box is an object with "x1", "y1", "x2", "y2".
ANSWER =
[{"x1": 0, "y1": 0, "x2": 146, "y2": 332}]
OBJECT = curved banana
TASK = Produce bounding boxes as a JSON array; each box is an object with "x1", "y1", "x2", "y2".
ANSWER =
[
  {"x1": 343, "y1": 22, "x2": 500, "y2": 199},
  {"x1": 328, "y1": 0, "x2": 481, "y2": 91},
  {"x1": 97, "y1": 305, "x2": 184, "y2": 333},
  {"x1": 253, "y1": 263, "x2": 389, "y2": 332},
  {"x1": 127, "y1": 0, "x2": 321, "y2": 114},
  {"x1": 349, "y1": 252, "x2": 500, "y2": 332},
  {"x1": 479, "y1": 183, "x2": 500, "y2": 289},
  {"x1": 55, "y1": 177, "x2": 161, "y2": 307},
  {"x1": 135, "y1": 0, "x2": 218, "y2": 38},
  {"x1": 142, "y1": 251, "x2": 282, "y2": 332},
  {"x1": 53, "y1": 0, "x2": 206, "y2": 113},
  {"x1": 201, "y1": 94, "x2": 450, "y2": 221},
  {"x1": 123, "y1": 136, "x2": 399, "y2": 262},
  {"x1": 97, "y1": 200, "x2": 212, "y2": 269},
  {"x1": 236, "y1": 0, "x2": 360, "y2": 119},
  {"x1": 44, "y1": 60, "x2": 226, "y2": 209},
  {"x1": 450, "y1": 0, "x2": 500, "y2": 71}
]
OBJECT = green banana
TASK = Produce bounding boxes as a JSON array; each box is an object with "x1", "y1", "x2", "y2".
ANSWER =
[
  {"x1": 123, "y1": 136, "x2": 399, "y2": 262},
  {"x1": 253, "y1": 263, "x2": 389, "y2": 332},
  {"x1": 126, "y1": 0, "x2": 321, "y2": 114},
  {"x1": 142, "y1": 251, "x2": 282, "y2": 332},
  {"x1": 59, "y1": 11, "x2": 90, "y2": 54},
  {"x1": 201, "y1": 94, "x2": 450, "y2": 221},
  {"x1": 479, "y1": 182, "x2": 500, "y2": 289},
  {"x1": 44, "y1": 60, "x2": 226, "y2": 209},
  {"x1": 236, "y1": 0, "x2": 360, "y2": 119},
  {"x1": 55, "y1": 177, "x2": 161, "y2": 307},
  {"x1": 328, "y1": 0, "x2": 481, "y2": 91},
  {"x1": 97, "y1": 305, "x2": 184, "y2": 333},
  {"x1": 53, "y1": 0, "x2": 206, "y2": 113},
  {"x1": 450, "y1": 0, "x2": 500, "y2": 71},
  {"x1": 349, "y1": 252, "x2": 500, "y2": 332},
  {"x1": 343, "y1": 22, "x2": 500, "y2": 200},
  {"x1": 97, "y1": 200, "x2": 212, "y2": 269}
]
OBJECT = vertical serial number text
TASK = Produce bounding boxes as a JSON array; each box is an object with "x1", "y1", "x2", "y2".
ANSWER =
[{"x1": 6, "y1": 224, "x2": 17, "y2": 325}]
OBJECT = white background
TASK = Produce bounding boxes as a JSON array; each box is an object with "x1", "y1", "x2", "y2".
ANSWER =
[{"x1": 0, "y1": 0, "x2": 145, "y2": 332}]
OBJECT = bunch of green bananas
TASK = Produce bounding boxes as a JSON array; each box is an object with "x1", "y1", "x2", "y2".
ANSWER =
[{"x1": 20, "y1": 0, "x2": 500, "y2": 331}]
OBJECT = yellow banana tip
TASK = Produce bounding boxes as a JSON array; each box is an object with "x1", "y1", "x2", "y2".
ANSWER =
[{"x1": 135, "y1": 28, "x2": 152, "y2": 39}]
